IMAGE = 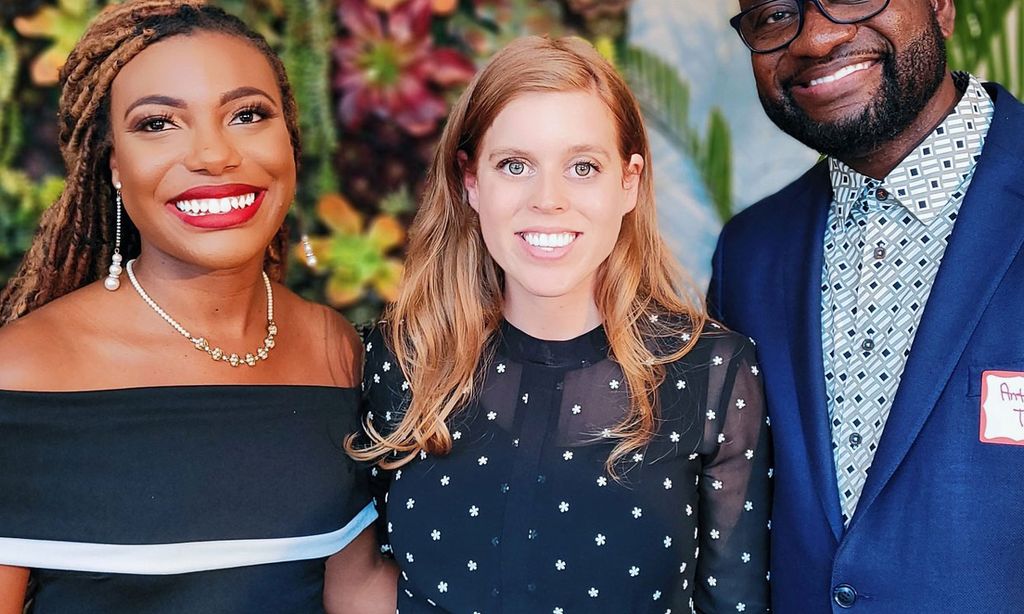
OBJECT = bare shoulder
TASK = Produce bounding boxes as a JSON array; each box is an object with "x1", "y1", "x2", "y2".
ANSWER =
[
  {"x1": 274, "y1": 286, "x2": 362, "y2": 387},
  {"x1": 316, "y1": 302, "x2": 363, "y2": 387},
  {"x1": 320, "y1": 304, "x2": 361, "y2": 355},
  {"x1": 0, "y1": 288, "x2": 98, "y2": 390}
]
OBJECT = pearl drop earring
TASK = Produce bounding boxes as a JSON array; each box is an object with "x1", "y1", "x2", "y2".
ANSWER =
[
  {"x1": 104, "y1": 183, "x2": 124, "y2": 291},
  {"x1": 301, "y1": 233, "x2": 318, "y2": 269}
]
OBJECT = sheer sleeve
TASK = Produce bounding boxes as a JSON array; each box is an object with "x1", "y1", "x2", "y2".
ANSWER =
[
  {"x1": 694, "y1": 334, "x2": 772, "y2": 613},
  {"x1": 359, "y1": 323, "x2": 409, "y2": 558}
]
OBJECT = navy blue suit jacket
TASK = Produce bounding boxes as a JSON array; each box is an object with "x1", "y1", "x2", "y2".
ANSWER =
[{"x1": 708, "y1": 83, "x2": 1024, "y2": 614}]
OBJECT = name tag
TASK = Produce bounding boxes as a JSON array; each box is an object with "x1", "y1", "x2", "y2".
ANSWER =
[{"x1": 980, "y1": 370, "x2": 1024, "y2": 445}]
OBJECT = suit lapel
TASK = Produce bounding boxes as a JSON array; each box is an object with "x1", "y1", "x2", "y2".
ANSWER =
[
  {"x1": 849, "y1": 84, "x2": 1024, "y2": 529},
  {"x1": 783, "y1": 161, "x2": 846, "y2": 542}
]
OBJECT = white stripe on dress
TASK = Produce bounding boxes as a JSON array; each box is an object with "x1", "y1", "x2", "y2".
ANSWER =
[{"x1": 0, "y1": 501, "x2": 377, "y2": 575}]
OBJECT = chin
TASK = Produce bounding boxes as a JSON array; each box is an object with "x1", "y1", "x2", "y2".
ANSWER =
[
  {"x1": 174, "y1": 246, "x2": 271, "y2": 272},
  {"x1": 516, "y1": 279, "x2": 588, "y2": 301}
]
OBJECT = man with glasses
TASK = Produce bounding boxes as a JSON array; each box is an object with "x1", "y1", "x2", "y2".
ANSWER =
[{"x1": 709, "y1": 1, "x2": 1024, "y2": 612}]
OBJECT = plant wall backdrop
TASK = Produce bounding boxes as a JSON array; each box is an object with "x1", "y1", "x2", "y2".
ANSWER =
[{"x1": 0, "y1": 0, "x2": 1020, "y2": 323}]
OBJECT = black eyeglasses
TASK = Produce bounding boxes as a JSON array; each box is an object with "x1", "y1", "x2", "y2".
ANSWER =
[{"x1": 730, "y1": 0, "x2": 891, "y2": 53}]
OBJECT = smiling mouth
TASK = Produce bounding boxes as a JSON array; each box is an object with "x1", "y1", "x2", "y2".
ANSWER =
[
  {"x1": 800, "y1": 61, "x2": 878, "y2": 88},
  {"x1": 518, "y1": 231, "x2": 579, "y2": 251},
  {"x1": 172, "y1": 192, "x2": 259, "y2": 216}
]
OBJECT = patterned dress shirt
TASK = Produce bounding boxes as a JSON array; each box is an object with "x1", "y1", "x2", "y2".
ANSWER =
[{"x1": 821, "y1": 73, "x2": 994, "y2": 525}]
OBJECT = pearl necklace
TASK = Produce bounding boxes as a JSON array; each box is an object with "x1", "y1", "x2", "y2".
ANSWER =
[{"x1": 125, "y1": 259, "x2": 278, "y2": 367}]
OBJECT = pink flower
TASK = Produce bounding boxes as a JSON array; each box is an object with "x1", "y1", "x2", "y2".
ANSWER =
[{"x1": 334, "y1": 0, "x2": 476, "y2": 136}]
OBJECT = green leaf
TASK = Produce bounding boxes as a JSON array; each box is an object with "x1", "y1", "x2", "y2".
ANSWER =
[
  {"x1": 379, "y1": 186, "x2": 415, "y2": 215},
  {"x1": 701, "y1": 109, "x2": 733, "y2": 221},
  {"x1": 949, "y1": 0, "x2": 1021, "y2": 96},
  {"x1": 619, "y1": 44, "x2": 735, "y2": 221},
  {"x1": 0, "y1": 168, "x2": 63, "y2": 284},
  {"x1": 0, "y1": 28, "x2": 20, "y2": 165},
  {"x1": 281, "y1": 0, "x2": 339, "y2": 198}
]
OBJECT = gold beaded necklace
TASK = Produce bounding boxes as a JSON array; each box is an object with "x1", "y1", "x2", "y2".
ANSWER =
[{"x1": 125, "y1": 259, "x2": 278, "y2": 367}]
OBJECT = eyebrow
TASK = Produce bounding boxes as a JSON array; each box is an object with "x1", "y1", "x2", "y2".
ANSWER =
[
  {"x1": 566, "y1": 144, "x2": 611, "y2": 158},
  {"x1": 123, "y1": 95, "x2": 186, "y2": 119},
  {"x1": 486, "y1": 144, "x2": 612, "y2": 162},
  {"x1": 123, "y1": 87, "x2": 277, "y2": 120},
  {"x1": 487, "y1": 147, "x2": 531, "y2": 162},
  {"x1": 220, "y1": 86, "x2": 275, "y2": 106}
]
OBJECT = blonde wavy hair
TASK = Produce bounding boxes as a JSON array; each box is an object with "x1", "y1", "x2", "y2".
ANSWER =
[{"x1": 349, "y1": 35, "x2": 707, "y2": 475}]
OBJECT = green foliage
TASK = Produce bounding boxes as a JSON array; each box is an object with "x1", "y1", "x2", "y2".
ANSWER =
[
  {"x1": 949, "y1": 1, "x2": 1022, "y2": 96},
  {"x1": 0, "y1": 28, "x2": 20, "y2": 166},
  {"x1": 280, "y1": 0, "x2": 339, "y2": 198},
  {"x1": 0, "y1": 169, "x2": 64, "y2": 280},
  {"x1": 378, "y1": 186, "x2": 415, "y2": 216},
  {"x1": 619, "y1": 44, "x2": 734, "y2": 221},
  {"x1": 12, "y1": 0, "x2": 103, "y2": 86},
  {"x1": 701, "y1": 109, "x2": 732, "y2": 223},
  {"x1": 4, "y1": 0, "x2": 1022, "y2": 308},
  {"x1": 0, "y1": 25, "x2": 63, "y2": 282},
  {"x1": 213, "y1": 0, "x2": 284, "y2": 45}
]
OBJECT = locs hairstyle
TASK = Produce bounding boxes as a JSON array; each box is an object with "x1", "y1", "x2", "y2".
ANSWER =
[
  {"x1": 348, "y1": 36, "x2": 709, "y2": 476},
  {"x1": 0, "y1": 0, "x2": 302, "y2": 325}
]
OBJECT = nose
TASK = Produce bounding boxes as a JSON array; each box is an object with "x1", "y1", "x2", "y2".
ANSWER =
[
  {"x1": 184, "y1": 123, "x2": 241, "y2": 175},
  {"x1": 532, "y1": 171, "x2": 568, "y2": 214},
  {"x1": 786, "y1": 1, "x2": 858, "y2": 58}
]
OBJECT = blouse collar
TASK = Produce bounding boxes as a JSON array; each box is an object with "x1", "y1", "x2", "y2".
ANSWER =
[{"x1": 498, "y1": 320, "x2": 610, "y2": 368}]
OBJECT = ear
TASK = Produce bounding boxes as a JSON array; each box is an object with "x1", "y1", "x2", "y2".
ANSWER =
[
  {"x1": 621, "y1": 153, "x2": 644, "y2": 214},
  {"x1": 109, "y1": 149, "x2": 121, "y2": 189},
  {"x1": 458, "y1": 150, "x2": 480, "y2": 212},
  {"x1": 932, "y1": 0, "x2": 955, "y2": 39}
]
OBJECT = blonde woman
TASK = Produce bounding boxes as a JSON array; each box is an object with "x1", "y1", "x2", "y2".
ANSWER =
[{"x1": 352, "y1": 36, "x2": 771, "y2": 613}]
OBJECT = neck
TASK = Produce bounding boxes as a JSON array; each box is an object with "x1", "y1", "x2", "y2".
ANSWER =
[
  {"x1": 502, "y1": 281, "x2": 601, "y2": 341},
  {"x1": 128, "y1": 247, "x2": 271, "y2": 338},
  {"x1": 841, "y1": 72, "x2": 961, "y2": 179}
]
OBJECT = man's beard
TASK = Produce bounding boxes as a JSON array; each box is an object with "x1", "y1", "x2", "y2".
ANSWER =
[{"x1": 758, "y1": 15, "x2": 948, "y2": 160}]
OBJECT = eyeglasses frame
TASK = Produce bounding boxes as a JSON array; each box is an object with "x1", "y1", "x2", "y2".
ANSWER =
[{"x1": 730, "y1": 0, "x2": 893, "y2": 54}]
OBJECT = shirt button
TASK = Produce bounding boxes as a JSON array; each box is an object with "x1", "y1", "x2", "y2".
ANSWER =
[
  {"x1": 861, "y1": 338, "x2": 875, "y2": 351},
  {"x1": 499, "y1": 482, "x2": 510, "y2": 493},
  {"x1": 833, "y1": 584, "x2": 857, "y2": 608},
  {"x1": 527, "y1": 583, "x2": 537, "y2": 592},
  {"x1": 876, "y1": 188, "x2": 889, "y2": 201},
  {"x1": 849, "y1": 432, "x2": 862, "y2": 448},
  {"x1": 491, "y1": 587, "x2": 500, "y2": 597},
  {"x1": 873, "y1": 246, "x2": 887, "y2": 259}
]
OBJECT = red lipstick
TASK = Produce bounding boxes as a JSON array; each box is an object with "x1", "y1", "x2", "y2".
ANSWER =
[{"x1": 166, "y1": 183, "x2": 266, "y2": 230}]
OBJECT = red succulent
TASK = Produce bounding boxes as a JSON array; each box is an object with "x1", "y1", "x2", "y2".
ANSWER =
[{"x1": 334, "y1": 0, "x2": 476, "y2": 137}]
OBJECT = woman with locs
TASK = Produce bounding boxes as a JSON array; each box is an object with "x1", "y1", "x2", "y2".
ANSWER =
[{"x1": 0, "y1": 1, "x2": 395, "y2": 612}]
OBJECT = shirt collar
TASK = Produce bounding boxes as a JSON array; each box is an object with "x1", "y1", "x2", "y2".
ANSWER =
[
  {"x1": 828, "y1": 72, "x2": 994, "y2": 222},
  {"x1": 498, "y1": 320, "x2": 609, "y2": 368}
]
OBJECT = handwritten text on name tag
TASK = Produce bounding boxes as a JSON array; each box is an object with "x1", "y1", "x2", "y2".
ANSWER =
[{"x1": 980, "y1": 370, "x2": 1024, "y2": 445}]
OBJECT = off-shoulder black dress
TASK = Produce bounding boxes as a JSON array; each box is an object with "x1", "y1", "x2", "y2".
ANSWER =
[
  {"x1": 0, "y1": 385, "x2": 375, "y2": 613},
  {"x1": 363, "y1": 321, "x2": 772, "y2": 613}
]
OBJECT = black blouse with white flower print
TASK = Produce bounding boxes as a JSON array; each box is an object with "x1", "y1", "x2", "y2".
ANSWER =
[{"x1": 362, "y1": 319, "x2": 771, "y2": 613}]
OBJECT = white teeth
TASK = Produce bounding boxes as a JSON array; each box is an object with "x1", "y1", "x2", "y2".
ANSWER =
[
  {"x1": 174, "y1": 193, "x2": 257, "y2": 216},
  {"x1": 808, "y1": 61, "x2": 874, "y2": 87},
  {"x1": 521, "y1": 232, "x2": 577, "y2": 249}
]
